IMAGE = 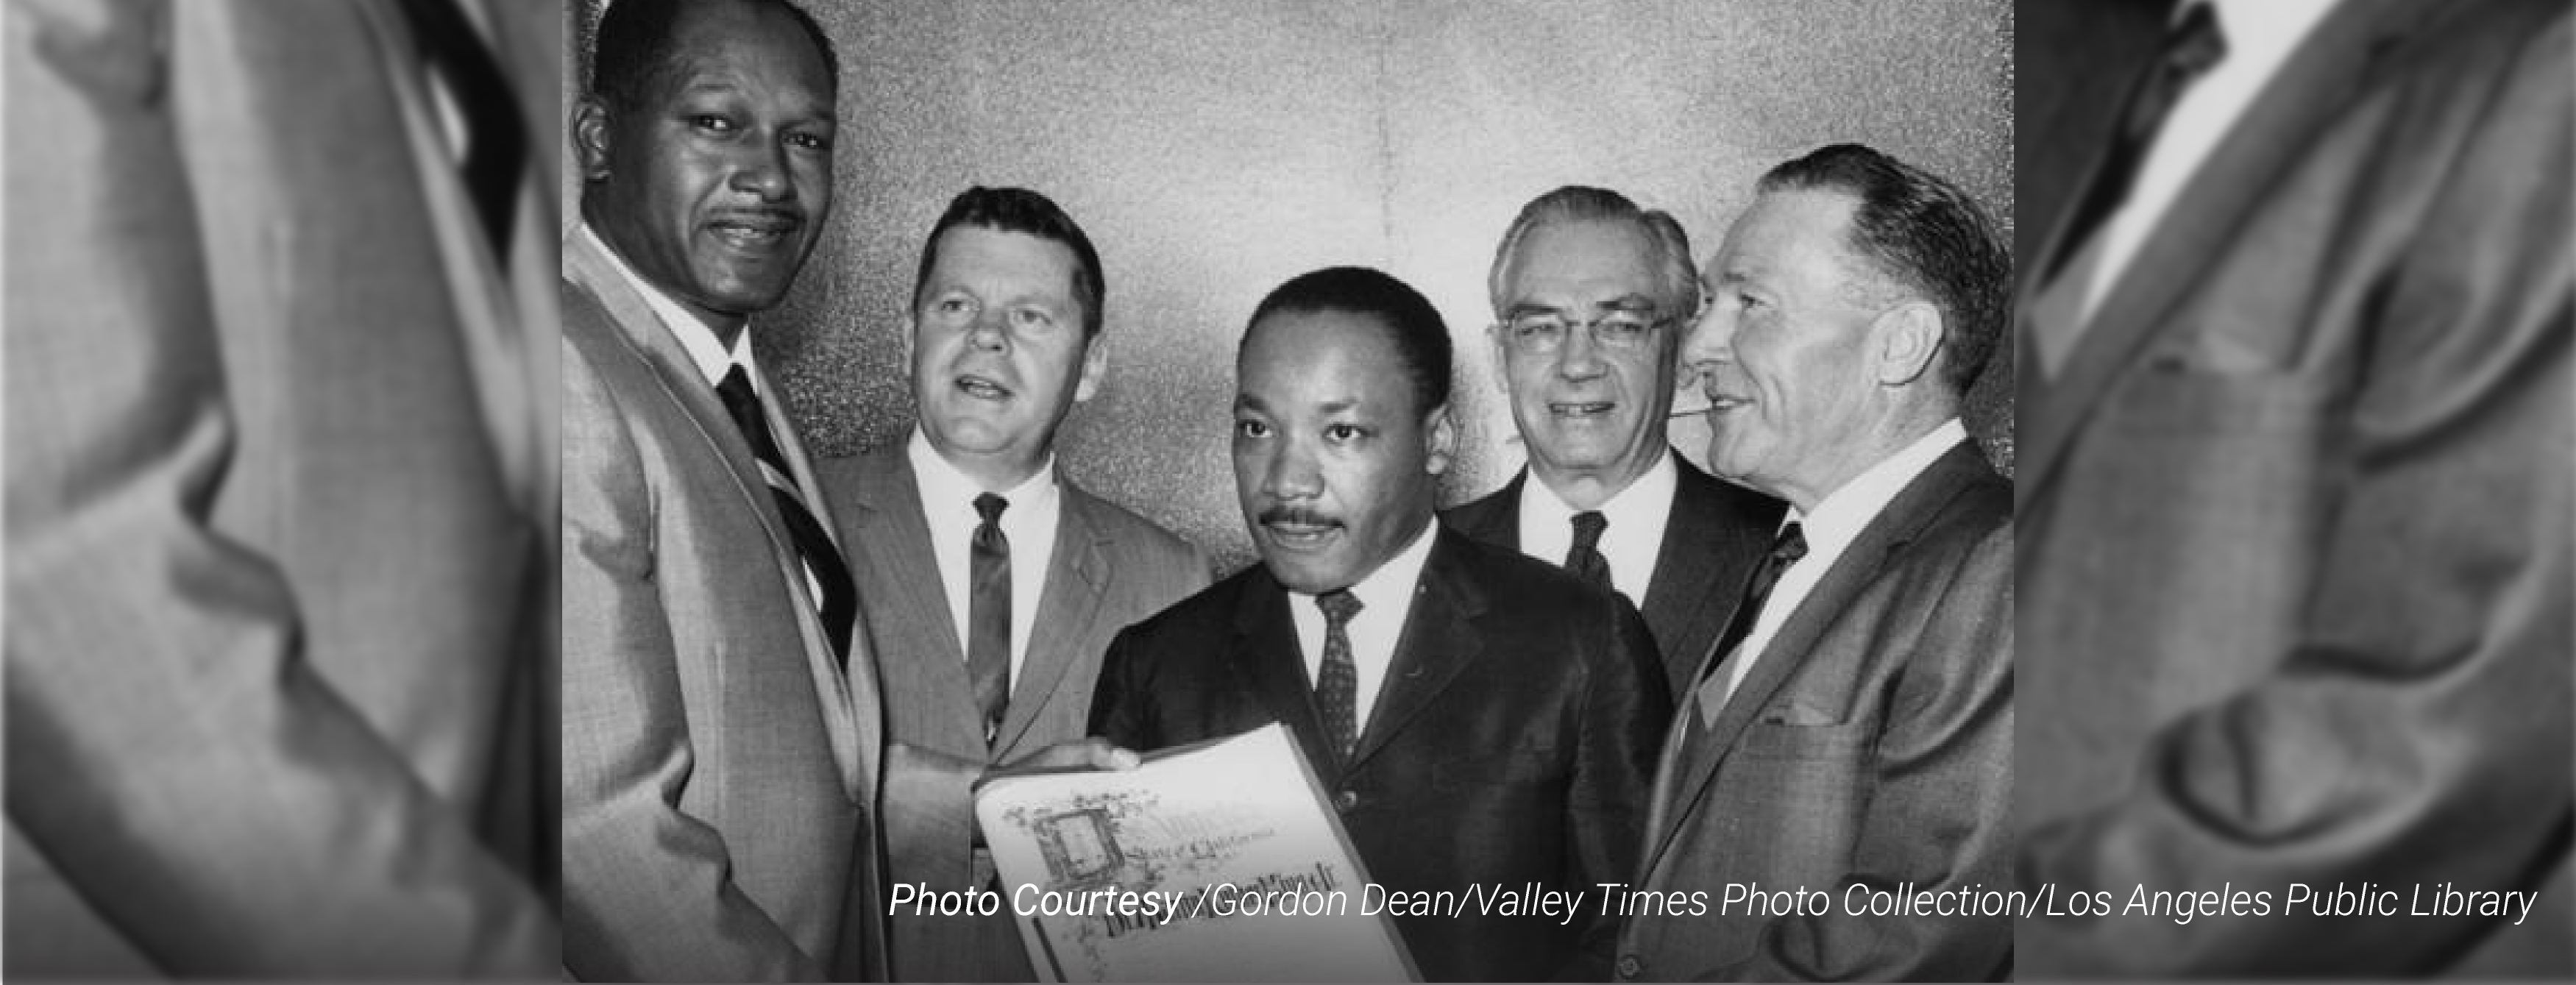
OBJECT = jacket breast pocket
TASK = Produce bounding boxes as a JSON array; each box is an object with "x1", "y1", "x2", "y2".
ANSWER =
[{"x1": 2104, "y1": 358, "x2": 2337, "y2": 436}]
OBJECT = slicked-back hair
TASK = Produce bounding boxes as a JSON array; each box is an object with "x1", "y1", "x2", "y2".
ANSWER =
[
  {"x1": 1246, "y1": 267, "x2": 1454, "y2": 419},
  {"x1": 910, "y1": 187, "x2": 1108, "y2": 338},
  {"x1": 1488, "y1": 186, "x2": 1699, "y2": 322},
  {"x1": 1756, "y1": 143, "x2": 2009, "y2": 395},
  {"x1": 590, "y1": 0, "x2": 840, "y2": 115}
]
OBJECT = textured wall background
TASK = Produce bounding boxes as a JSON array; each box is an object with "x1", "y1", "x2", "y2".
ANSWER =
[{"x1": 570, "y1": 0, "x2": 2014, "y2": 570}]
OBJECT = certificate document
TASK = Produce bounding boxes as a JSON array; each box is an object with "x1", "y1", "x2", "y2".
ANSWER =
[{"x1": 973, "y1": 723, "x2": 1417, "y2": 982}]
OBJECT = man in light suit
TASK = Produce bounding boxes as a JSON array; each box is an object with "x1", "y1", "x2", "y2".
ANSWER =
[
  {"x1": 6, "y1": 0, "x2": 559, "y2": 975},
  {"x1": 2015, "y1": 0, "x2": 2572, "y2": 975},
  {"x1": 1615, "y1": 144, "x2": 2014, "y2": 981},
  {"x1": 1092, "y1": 267, "x2": 1671, "y2": 982},
  {"x1": 815, "y1": 187, "x2": 1214, "y2": 981},
  {"x1": 1446, "y1": 186, "x2": 1787, "y2": 698},
  {"x1": 561, "y1": 0, "x2": 886, "y2": 978}
]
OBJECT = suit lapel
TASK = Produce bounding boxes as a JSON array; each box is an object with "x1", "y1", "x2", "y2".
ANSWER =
[
  {"x1": 848, "y1": 450, "x2": 980, "y2": 730},
  {"x1": 2020, "y1": 0, "x2": 2438, "y2": 499},
  {"x1": 1642, "y1": 460, "x2": 1775, "y2": 683},
  {"x1": 1232, "y1": 575, "x2": 1342, "y2": 780},
  {"x1": 1349, "y1": 531, "x2": 1486, "y2": 768},
  {"x1": 1444, "y1": 472, "x2": 1524, "y2": 549},
  {"x1": 1642, "y1": 444, "x2": 1990, "y2": 875},
  {"x1": 996, "y1": 484, "x2": 1113, "y2": 754},
  {"x1": 562, "y1": 232, "x2": 789, "y2": 565}
]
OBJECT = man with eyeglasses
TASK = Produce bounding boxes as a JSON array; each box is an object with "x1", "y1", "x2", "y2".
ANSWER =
[{"x1": 1447, "y1": 187, "x2": 1788, "y2": 700}]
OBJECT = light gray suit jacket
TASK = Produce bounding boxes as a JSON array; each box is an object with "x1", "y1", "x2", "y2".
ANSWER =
[
  {"x1": 4, "y1": 0, "x2": 558, "y2": 975},
  {"x1": 561, "y1": 230, "x2": 886, "y2": 981},
  {"x1": 1617, "y1": 442, "x2": 2014, "y2": 981},
  {"x1": 2015, "y1": 0, "x2": 2572, "y2": 975},
  {"x1": 815, "y1": 447, "x2": 1212, "y2": 981}
]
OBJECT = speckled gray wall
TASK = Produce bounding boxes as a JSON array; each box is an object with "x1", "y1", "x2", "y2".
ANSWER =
[{"x1": 570, "y1": 0, "x2": 2014, "y2": 572}]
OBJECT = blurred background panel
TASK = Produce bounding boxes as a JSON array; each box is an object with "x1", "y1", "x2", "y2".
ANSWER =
[{"x1": 569, "y1": 0, "x2": 2014, "y2": 570}]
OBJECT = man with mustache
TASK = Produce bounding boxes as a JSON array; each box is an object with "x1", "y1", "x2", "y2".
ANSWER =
[
  {"x1": 561, "y1": 0, "x2": 886, "y2": 977},
  {"x1": 1447, "y1": 187, "x2": 1789, "y2": 700},
  {"x1": 1613, "y1": 144, "x2": 2013, "y2": 981},
  {"x1": 813, "y1": 187, "x2": 1213, "y2": 981},
  {"x1": 1090, "y1": 266, "x2": 1670, "y2": 981}
]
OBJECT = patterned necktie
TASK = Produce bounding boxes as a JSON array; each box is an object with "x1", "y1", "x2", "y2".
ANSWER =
[
  {"x1": 1313, "y1": 589, "x2": 1365, "y2": 758},
  {"x1": 715, "y1": 364, "x2": 857, "y2": 669},
  {"x1": 1564, "y1": 511, "x2": 1613, "y2": 591},
  {"x1": 968, "y1": 493, "x2": 1012, "y2": 747},
  {"x1": 392, "y1": 0, "x2": 525, "y2": 261},
  {"x1": 1695, "y1": 522, "x2": 1810, "y2": 720}
]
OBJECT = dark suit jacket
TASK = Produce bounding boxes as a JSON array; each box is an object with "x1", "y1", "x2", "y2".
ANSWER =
[
  {"x1": 1091, "y1": 529, "x2": 1670, "y2": 982},
  {"x1": 2015, "y1": 0, "x2": 2573, "y2": 975},
  {"x1": 4, "y1": 0, "x2": 558, "y2": 975},
  {"x1": 1443, "y1": 455, "x2": 1787, "y2": 697},
  {"x1": 561, "y1": 230, "x2": 887, "y2": 981},
  {"x1": 815, "y1": 447, "x2": 1213, "y2": 981},
  {"x1": 1618, "y1": 441, "x2": 2014, "y2": 981}
]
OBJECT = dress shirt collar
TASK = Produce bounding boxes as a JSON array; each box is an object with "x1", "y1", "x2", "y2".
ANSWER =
[
  {"x1": 1516, "y1": 449, "x2": 1679, "y2": 599},
  {"x1": 578, "y1": 220, "x2": 753, "y2": 389},
  {"x1": 1786, "y1": 419, "x2": 1968, "y2": 563},
  {"x1": 906, "y1": 426, "x2": 1060, "y2": 520},
  {"x1": 1285, "y1": 516, "x2": 1440, "y2": 735}
]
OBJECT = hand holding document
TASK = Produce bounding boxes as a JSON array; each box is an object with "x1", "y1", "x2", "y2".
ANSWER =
[{"x1": 973, "y1": 724, "x2": 1417, "y2": 983}]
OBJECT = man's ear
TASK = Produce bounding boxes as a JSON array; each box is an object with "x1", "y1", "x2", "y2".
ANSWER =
[
  {"x1": 1425, "y1": 404, "x2": 1457, "y2": 477},
  {"x1": 1872, "y1": 301, "x2": 1944, "y2": 387},
  {"x1": 573, "y1": 96, "x2": 614, "y2": 182},
  {"x1": 1073, "y1": 335, "x2": 1108, "y2": 404}
]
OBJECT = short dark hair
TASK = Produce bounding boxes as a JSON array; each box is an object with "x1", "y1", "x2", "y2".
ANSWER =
[
  {"x1": 1246, "y1": 267, "x2": 1454, "y2": 417},
  {"x1": 910, "y1": 187, "x2": 1108, "y2": 338},
  {"x1": 1489, "y1": 186, "x2": 1698, "y2": 321},
  {"x1": 590, "y1": 0, "x2": 839, "y2": 115},
  {"x1": 1757, "y1": 143, "x2": 2009, "y2": 395}
]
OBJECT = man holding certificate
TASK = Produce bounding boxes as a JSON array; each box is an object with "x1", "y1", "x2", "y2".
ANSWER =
[{"x1": 1089, "y1": 266, "x2": 1671, "y2": 981}]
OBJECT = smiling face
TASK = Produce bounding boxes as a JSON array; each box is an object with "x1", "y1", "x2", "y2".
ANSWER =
[
  {"x1": 1685, "y1": 189, "x2": 1891, "y2": 509},
  {"x1": 576, "y1": 0, "x2": 836, "y2": 334},
  {"x1": 1492, "y1": 217, "x2": 1683, "y2": 497},
  {"x1": 909, "y1": 226, "x2": 1102, "y2": 487},
  {"x1": 1233, "y1": 308, "x2": 1450, "y2": 594}
]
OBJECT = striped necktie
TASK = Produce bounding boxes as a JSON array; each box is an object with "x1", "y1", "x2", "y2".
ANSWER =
[{"x1": 716, "y1": 364, "x2": 858, "y2": 668}]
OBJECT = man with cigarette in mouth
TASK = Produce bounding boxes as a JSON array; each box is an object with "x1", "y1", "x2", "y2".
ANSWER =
[
  {"x1": 1090, "y1": 266, "x2": 1669, "y2": 981},
  {"x1": 1614, "y1": 144, "x2": 2014, "y2": 981}
]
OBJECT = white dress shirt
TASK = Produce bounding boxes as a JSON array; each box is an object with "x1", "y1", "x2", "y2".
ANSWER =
[
  {"x1": 2079, "y1": 0, "x2": 2348, "y2": 324},
  {"x1": 907, "y1": 428, "x2": 1062, "y2": 681},
  {"x1": 1706, "y1": 419, "x2": 1969, "y2": 717},
  {"x1": 1514, "y1": 450, "x2": 1680, "y2": 605},
  {"x1": 1287, "y1": 518, "x2": 1439, "y2": 736}
]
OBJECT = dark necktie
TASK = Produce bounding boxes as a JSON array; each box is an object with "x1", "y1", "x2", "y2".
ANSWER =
[
  {"x1": 1313, "y1": 589, "x2": 1364, "y2": 759},
  {"x1": 968, "y1": 493, "x2": 1012, "y2": 747},
  {"x1": 1693, "y1": 522, "x2": 1810, "y2": 725},
  {"x1": 715, "y1": 365, "x2": 858, "y2": 669},
  {"x1": 394, "y1": 0, "x2": 525, "y2": 260},
  {"x1": 1564, "y1": 511, "x2": 1613, "y2": 591},
  {"x1": 2036, "y1": 1, "x2": 2229, "y2": 287}
]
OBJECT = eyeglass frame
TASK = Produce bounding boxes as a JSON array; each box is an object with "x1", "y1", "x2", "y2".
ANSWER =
[{"x1": 1493, "y1": 307, "x2": 1686, "y2": 355}]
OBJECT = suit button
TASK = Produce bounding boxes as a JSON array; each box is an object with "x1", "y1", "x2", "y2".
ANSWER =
[
  {"x1": 1617, "y1": 954, "x2": 1642, "y2": 979},
  {"x1": 1335, "y1": 789, "x2": 1359, "y2": 812}
]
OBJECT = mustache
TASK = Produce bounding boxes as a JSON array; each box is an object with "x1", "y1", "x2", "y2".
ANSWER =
[{"x1": 1258, "y1": 507, "x2": 1339, "y2": 528}]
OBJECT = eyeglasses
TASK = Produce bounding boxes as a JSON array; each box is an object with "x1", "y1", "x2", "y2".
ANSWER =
[{"x1": 1499, "y1": 311, "x2": 1675, "y2": 355}]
